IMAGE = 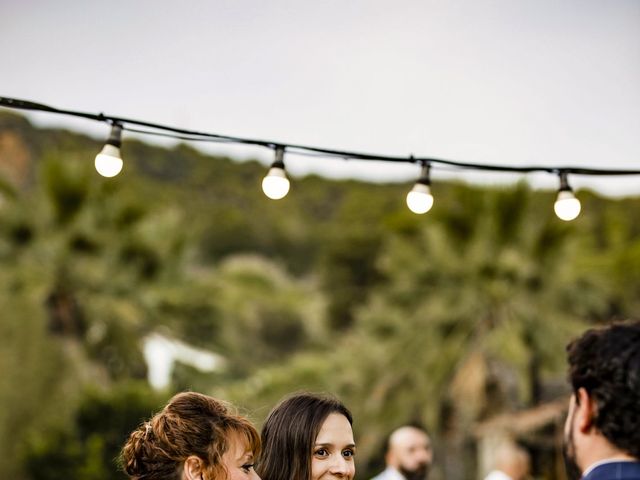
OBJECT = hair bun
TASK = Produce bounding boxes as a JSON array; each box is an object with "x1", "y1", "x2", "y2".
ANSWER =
[
  {"x1": 120, "y1": 392, "x2": 260, "y2": 479},
  {"x1": 121, "y1": 423, "x2": 155, "y2": 476}
]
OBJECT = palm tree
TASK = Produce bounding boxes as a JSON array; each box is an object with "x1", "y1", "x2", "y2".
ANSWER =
[
  {"x1": 221, "y1": 183, "x2": 609, "y2": 480},
  {"x1": 336, "y1": 183, "x2": 609, "y2": 478}
]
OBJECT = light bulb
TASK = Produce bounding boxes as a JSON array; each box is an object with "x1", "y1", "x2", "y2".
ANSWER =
[
  {"x1": 95, "y1": 144, "x2": 123, "y2": 177},
  {"x1": 554, "y1": 172, "x2": 581, "y2": 221},
  {"x1": 406, "y1": 183, "x2": 434, "y2": 214},
  {"x1": 95, "y1": 124, "x2": 123, "y2": 177},
  {"x1": 554, "y1": 190, "x2": 581, "y2": 221},
  {"x1": 406, "y1": 161, "x2": 433, "y2": 214},
  {"x1": 262, "y1": 146, "x2": 290, "y2": 200},
  {"x1": 262, "y1": 167, "x2": 290, "y2": 199}
]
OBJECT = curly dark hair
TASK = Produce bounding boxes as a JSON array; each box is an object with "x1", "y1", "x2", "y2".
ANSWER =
[{"x1": 567, "y1": 320, "x2": 640, "y2": 459}]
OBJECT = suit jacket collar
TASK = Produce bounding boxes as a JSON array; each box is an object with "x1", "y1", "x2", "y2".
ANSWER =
[{"x1": 582, "y1": 461, "x2": 640, "y2": 480}]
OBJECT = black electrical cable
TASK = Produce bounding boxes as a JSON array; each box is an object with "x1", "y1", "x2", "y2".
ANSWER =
[
  {"x1": 1, "y1": 96, "x2": 639, "y2": 176},
  {"x1": 122, "y1": 126, "x2": 237, "y2": 144}
]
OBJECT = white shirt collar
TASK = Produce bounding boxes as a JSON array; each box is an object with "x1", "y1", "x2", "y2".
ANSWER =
[
  {"x1": 384, "y1": 467, "x2": 409, "y2": 480},
  {"x1": 484, "y1": 470, "x2": 513, "y2": 480}
]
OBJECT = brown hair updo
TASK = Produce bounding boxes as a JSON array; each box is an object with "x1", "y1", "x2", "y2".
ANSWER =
[{"x1": 121, "y1": 392, "x2": 260, "y2": 480}]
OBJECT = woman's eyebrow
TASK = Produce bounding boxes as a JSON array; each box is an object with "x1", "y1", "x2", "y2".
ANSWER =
[{"x1": 314, "y1": 443, "x2": 357, "y2": 448}]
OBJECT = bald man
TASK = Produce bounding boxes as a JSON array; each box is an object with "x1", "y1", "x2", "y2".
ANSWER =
[
  {"x1": 371, "y1": 426, "x2": 434, "y2": 480},
  {"x1": 484, "y1": 443, "x2": 530, "y2": 480}
]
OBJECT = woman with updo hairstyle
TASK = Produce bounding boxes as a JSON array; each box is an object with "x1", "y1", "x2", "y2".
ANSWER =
[
  {"x1": 257, "y1": 392, "x2": 356, "y2": 480},
  {"x1": 120, "y1": 392, "x2": 261, "y2": 480}
]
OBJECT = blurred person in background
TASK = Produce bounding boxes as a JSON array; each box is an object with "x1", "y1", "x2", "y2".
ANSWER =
[
  {"x1": 257, "y1": 392, "x2": 356, "y2": 480},
  {"x1": 484, "y1": 443, "x2": 530, "y2": 480},
  {"x1": 370, "y1": 425, "x2": 433, "y2": 480},
  {"x1": 120, "y1": 391, "x2": 261, "y2": 480},
  {"x1": 563, "y1": 321, "x2": 640, "y2": 480}
]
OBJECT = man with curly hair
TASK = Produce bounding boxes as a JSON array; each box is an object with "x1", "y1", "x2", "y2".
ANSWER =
[{"x1": 563, "y1": 321, "x2": 640, "y2": 480}]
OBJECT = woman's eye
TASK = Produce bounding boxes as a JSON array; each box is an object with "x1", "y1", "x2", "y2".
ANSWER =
[
  {"x1": 342, "y1": 449, "x2": 355, "y2": 458},
  {"x1": 241, "y1": 464, "x2": 254, "y2": 473},
  {"x1": 314, "y1": 448, "x2": 329, "y2": 457}
]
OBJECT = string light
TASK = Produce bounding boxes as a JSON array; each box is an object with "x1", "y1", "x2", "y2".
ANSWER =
[
  {"x1": 554, "y1": 171, "x2": 581, "y2": 221},
  {"x1": 1, "y1": 96, "x2": 639, "y2": 220},
  {"x1": 95, "y1": 124, "x2": 123, "y2": 177},
  {"x1": 261, "y1": 146, "x2": 290, "y2": 200},
  {"x1": 406, "y1": 162, "x2": 434, "y2": 214}
]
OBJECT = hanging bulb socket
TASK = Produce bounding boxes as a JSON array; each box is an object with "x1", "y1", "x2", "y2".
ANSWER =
[
  {"x1": 262, "y1": 146, "x2": 290, "y2": 200},
  {"x1": 95, "y1": 123, "x2": 124, "y2": 177},
  {"x1": 554, "y1": 171, "x2": 581, "y2": 221},
  {"x1": 406, "y1": 162, "x2": 434, "y2": 214}
]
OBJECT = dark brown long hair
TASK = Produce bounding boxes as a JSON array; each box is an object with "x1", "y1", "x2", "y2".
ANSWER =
[
  {"x1": 257, "y1": 392, "x2": 353, "y2": 480},
  {"x1": 120, "y1": 391, "x2": 260, "y2": 479}
]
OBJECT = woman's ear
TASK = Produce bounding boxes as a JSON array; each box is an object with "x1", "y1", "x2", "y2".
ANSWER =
[{"x1": 183, "y1": 456, "x2": 205, "y2": 480}]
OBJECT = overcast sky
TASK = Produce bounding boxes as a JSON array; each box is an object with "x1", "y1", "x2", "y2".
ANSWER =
[{"x1": 2, "y1": 0, "x2": 639, "y2": 196}]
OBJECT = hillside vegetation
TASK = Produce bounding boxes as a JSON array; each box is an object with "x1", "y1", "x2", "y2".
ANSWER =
[{"x1": 1, "y1": 112, "x2": 639, "y2": 480}]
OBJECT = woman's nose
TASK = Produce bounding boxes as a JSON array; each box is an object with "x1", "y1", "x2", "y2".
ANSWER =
[{"x1": 329, "y1": 457, "x2": 352, "y2": 477}]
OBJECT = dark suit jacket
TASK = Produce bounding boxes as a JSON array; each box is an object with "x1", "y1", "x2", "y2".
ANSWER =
[{"x1": 583, "y1": 462, "x2": 640, "y2": 480}]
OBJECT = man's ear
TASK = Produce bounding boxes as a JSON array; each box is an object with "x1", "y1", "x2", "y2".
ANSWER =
[
  {"x1": 575, "y1": 388, "x2": 597, "y2": 433},
  {"x1": 183, "y1": 456, "x2": 204, "y2": 480},
  {"x1": 385, "y1": 450, "x2": 395, "y2": 468}
]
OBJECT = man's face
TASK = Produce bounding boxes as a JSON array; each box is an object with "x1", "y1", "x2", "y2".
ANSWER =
[
  {"x1": 562, "y1": 395, "x2": 582, "y2": 480},
  {"x1": 389, "y1": 429, "x2": 433, "y2": 480}
]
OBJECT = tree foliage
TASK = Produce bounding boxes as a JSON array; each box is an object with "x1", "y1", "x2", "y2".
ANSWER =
[{"x1": 1, "y1": 113, "x2": 640, "y2": 479}]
